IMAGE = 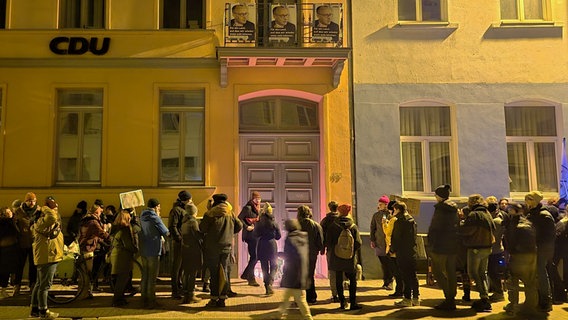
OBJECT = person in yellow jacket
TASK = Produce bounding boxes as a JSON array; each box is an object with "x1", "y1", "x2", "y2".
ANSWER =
[
  {"x1": 30, "y1": 196, "x2": 64, "y2": 319},
  {"x1": 384, "y1": 200, "x2": 404, "y2": 297}
]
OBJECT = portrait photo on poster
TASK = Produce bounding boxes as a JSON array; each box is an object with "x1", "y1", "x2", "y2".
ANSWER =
[
  {"x1": 227, "y1": 3, "x2": 256, "y2": 43},
  {"x1": 269, "y1": 4, "x2": 297, "y2": 44},
  {"x1": 312, "y1": 3, "x2": 342, "y2": 43},
  {"x1": 119, "y1": 189, "x2": 145, "y2": 209}
]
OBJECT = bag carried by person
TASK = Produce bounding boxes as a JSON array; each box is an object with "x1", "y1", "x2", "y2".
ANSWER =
[{"x1": 334, "y1": 224, "x2": 355, "y2": 259}]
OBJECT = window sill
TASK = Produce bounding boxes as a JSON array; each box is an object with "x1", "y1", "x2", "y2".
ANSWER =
[
  {"x1": 388, "y1": 21, "x2": 458, "y2": 30},
  {"x1": 485, "y1": 22, "x2": 563, "y2": 38},
  {"x1": 493, "y1": 21, "x2": 560, "y2": 28}
]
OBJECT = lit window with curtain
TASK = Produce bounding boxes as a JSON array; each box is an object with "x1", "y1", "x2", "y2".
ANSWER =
[
  {"x1": 161, "y1": 0, "x2": 205, "y2": 29},
  {"x1": 398, "y1": 0, "x2": 447, "y2": 22},
  {"x1": 400, "y1": 106, "x2": 453, "y2": 193},
  {"x1": 500, "y1": 0, "x2": 549, "y2": 22},
  {"x1": 160, "y1": 89, "x2": 205, "y2": 184},
  {"x1": 59, "y1": 0, "x2": 105, "y2": 29},
  {"x1": 505, "y1": 105, "x2": 558, "y2": 192},
  {"x1": 56, "y1": 89, "x2": 103, "y2": 184}
]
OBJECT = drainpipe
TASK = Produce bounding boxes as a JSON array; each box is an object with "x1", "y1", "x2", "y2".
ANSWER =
[{"x1": 346, "y1": 0, "x2": 357, "y2": 222}]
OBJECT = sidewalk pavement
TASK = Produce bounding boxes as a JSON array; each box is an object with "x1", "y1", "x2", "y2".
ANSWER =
[{"x1": 0, "y1": 277, "x2": 565, "y2": 319}]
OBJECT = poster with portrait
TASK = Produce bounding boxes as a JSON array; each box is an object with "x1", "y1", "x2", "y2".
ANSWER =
[
  {"x1": 269, "y1": 4, "x2": 297, "y2": 45},
  {"x1": 119, "y1": 189, "x2": 145, "y2": 209},
  {"x1": 226, "y1": 3, "x2": 256, "y2": 43},
  {"x1": 312, "y1": 3, "x2": 342, "y2": 44}
]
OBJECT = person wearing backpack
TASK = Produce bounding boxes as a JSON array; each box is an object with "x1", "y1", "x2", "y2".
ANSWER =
[
  {"x1": 325, "y1": 203, "x2": 362, "y2": 310},
  {"x1": 502, "y1": 203, "x2": 541, "y2": 318}
]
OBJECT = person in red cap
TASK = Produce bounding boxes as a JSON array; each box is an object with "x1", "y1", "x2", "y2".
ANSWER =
[
  {"x1": 325, "y1": 204, "x2": 362, "y2": 310},
  {"x1": 370, "y1": 195, "x2": 393, "y2": 290},
  {"x1": 238, "y1": 191, "x2": 262, "y2": 286}
]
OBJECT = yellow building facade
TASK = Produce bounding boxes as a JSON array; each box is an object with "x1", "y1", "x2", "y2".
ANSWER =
[{"x1": 0, "y1": 0, "x2": 352, "y2": 275}]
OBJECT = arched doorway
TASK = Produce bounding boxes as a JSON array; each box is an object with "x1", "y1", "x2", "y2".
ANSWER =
[{"x1": 238, "y1": 95, "x2": 322, "y2": 277}]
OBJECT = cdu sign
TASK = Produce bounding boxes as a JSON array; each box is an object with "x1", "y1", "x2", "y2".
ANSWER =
[{"x1": 49, "y1": 37, "x2": 111, "y2": 55}]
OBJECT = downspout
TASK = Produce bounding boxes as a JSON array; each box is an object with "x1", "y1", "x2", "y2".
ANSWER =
[{"x1": 347, "y1": 0, "x2": 357, "y2": 222}]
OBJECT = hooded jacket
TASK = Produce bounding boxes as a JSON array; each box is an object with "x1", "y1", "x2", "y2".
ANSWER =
[
  {"x1": 527, "y1": 204, "x2": 556, "y2": 251},
  {"x1": 253, "y1": 212, "x2": 281, "y2": 261},
  {"x1": 14, "y1": 203, "x2": 41, "y2": 249},
  {"x1": 459, "y1": 204, "x2": 496, "y2": 249},
  {"x1": 299, "y1": 217, "x2": 323, "y2": 259},
  {"x1": 390, "y1": 211, "x2": 417, "y2": 258},
  {"x1": 238, "y1": 199, "x2": 260, "y2": 242},
  {"x1": 78, "y1": 213, "x2": 109, "y2": 253},
  {"x1": 180, "y1": 214, "x2": 203, "y2": 272},
  {"x1": 320, "y1": 210, "x2": 338, "y2": 250},
  {"x1": 325, "y1": 216, "x2": 362, "y2": 272},
  {"x1": 280, "y1": 230, "x2": 309, "y2": 289},
  {"x1": 427, "y1": 200, "x2": 460, "y2": 254},
  {"x1": 139, "y1": 208, "x2": 169, "y2": 257},
  {"x1": 32, "y1": 206, "x2": 64, "y2": 265},
  {"x1": 169, "y1": 200, "x2": 195, "y2": 242},
  {"x1": 370, "y1": 209, "x2": 391, "y2": 256},
  {"x1": 200, "y1": 202, "x2": 243, "y2": 254}
]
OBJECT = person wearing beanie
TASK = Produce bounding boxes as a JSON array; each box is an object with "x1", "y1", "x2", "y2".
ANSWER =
[
  {"x1": 139, "y1": 198, "x2": 169, "y2": 309},
  {"x1": 168, "y1": 190, "x2": 195, "y2": 299},
  {"x1": 254, "y1": 202, "x2": 282, "y2": 296},
  {"x1": 428, "y1": 184, "x2": 460, "y2": 310},
  {"x1": 238, "y1": 191, "x2": 262, "y2": 286},
  {"x1": 200, "y1": 194, "x2": 243, "y2": 307},
  {"x1": 384, "y1": 199, "x2": 404, "y2": 298},
  {"x1": 65, "y1": 200, "x2": 88, "y2": 245},
  {"x1": 325, "y1": 203, "x2": 362, "y2": 310},
  {"x1": 13, "y1": 192, "x2": 41, "y2": 297},
  {"x1": 320, "y1": 200, "x2": 340, "y2": 302},
  {"x1": 179, "y1": 198, "x2": 202, "y2": 304},
  {"x1": 297, "y1": 205, "x2": 323, "y2": 303},
  {"x1": 370, "y1": 195, "x2": 394, "y2": 290},
  {"x1": 525, "y1": 191, "x2": 556, "y2": 312}
]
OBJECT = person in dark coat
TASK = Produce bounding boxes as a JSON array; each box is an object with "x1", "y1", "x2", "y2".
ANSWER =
[
  {"x1": 525, "y1": 191, "x2": 556, "y2": 312},
  {"x1": 13, "y1": 192, "x2": 41, "y2": 294},
  {"x1": 370, "y1": 195, "x2": 393, "y2": 290},
  {"x1": 200, "y1": 194, "x2": 243, "y2": 308},
  {"x1": 168, "y1": 190, "x2": 193, "y2": 299},
  {"x1": 390, "y1": 201, "x2": 420, "y2": 307},
  {"x1": 551, "y1": 214, "x2": 568, "y2": 303},
  {"x1": 276, "y1": 219, "x2": 313, "y2": 320},
  {"x1": 180, "y1": 203, "x2": 203, "y2": 304},
  {"x1": 320, "y1": 200, "x2": 339, "y2": 301},
  {"x1": 325, "y1": 204, "x2": 362, "y2": 310},
  {"x1": 238, "y1": 191, "x2": 262, "y2": 286},
  {"x1": 297, "y1": 205, "x2": 323, "y2": 303},
  {"x1": 253, "y1": 202, "x2": 281, "y2": 295},
  {"x1": 0, "y1": 207, "x2": 20, "y2": 299},
  {"x1": 65, "y1": 200, "x2": 87, "y2": 245},
  {"x1": 427, "y1": 184, "x2": 460, "y2": 310},
  {"x1": 110, "y1": 209, "x2": 139, "y2": 307}
]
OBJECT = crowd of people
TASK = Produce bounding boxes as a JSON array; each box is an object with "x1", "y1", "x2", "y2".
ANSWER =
[{"x1": 1, "y1": 188, "x2": 567, "y2": 319}]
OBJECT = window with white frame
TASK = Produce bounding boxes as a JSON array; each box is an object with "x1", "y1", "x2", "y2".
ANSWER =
[
  {"x1": 161, "y1": 0, "x2": 205, "y2": 29},
  {"x1": 505, "y1": 104, "x2": 558, "y2": 193},
  {"x1": 56, "y1": 89, "x2": 103, "y2": 183},
  {"x1": 500, "y1": 0, "x2": 549, "y2": 22},
  {"x1": 398, "y1": 0, "x2": 447, "y2": 22},
  {"x1": 400, "y1": 105, "x2": 453, "y2": 193},
  {"x1": 160, "y1": 90, "x2": 205, "y2": 184},
  {"x1": 59, "y1": 0, "x2": 105, "y2": 29}
]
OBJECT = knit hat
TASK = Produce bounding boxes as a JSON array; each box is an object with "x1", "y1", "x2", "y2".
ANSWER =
[
  {"x1": 147, "y1": 198, "x2": 160, "y2": 208},
  {"x1": 77, "y1": 200, "x2": 88, "y2": 211},
  {"x1": 94, "y1": 199, "x2": 104, "y2": 207},
  {"x1": 25, "y1": 192, "x2": 36, "y2": 201},
  {"x1": 251, "y1": 191, "x2": 261, "y2": 199},
  {"x1": 262, "y1": 202, "x2": 273, "y2": 214},
  {"x1": 45, "y1": 196, "x2": 57, "y2": 209},
  {"x1": 525, "y1": 191, "x2": 543, "y2": 203},
  {"x1": 337, "y1": 204, "x2": 352, "y2": 216},
  {"x1": 378, "y1": 195, "x2": 390, "y2": 204},
  {"x1": 387, "y1": 200, "x2": 396, "y2": 211},
  {"x1": 178, "y1": 190, "x2": 192, "y2": 201},
  {"x1": 434, "y1": 184, "x2": 451, "y2": 199},
  {"x1": 212, "y1": 193, "x2": 228, "y2": 203}
]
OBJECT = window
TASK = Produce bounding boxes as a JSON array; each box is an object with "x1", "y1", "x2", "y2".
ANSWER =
[
  {"x1": 1, "y1": 0, "x2": 6, "y2": 28},
  {"x1": 239, "y1": 97, "x2": 319, "y2": 132},
  {"x1": 56, "y1": 89, "x2": 103, "y2": 183},
  {"x1": 161, "y1": 0, "x2": 204, "y2": 29},
  {"x1": 160, "y1": 90, "x2": 205, "y2": 184},
  {"x1": 59, "y1": 0, "x2": 105, "y2": 29},
  {"x1": 500, "y1": 0, "x2": 549, "y2": 22},
  {"x1": 400, "y1": 106, "x2": 453, "y2": 193},
  {"x1": 505, "y1": 104, "x2": 558, "y2": 192},
  {"x1": 398, "y1": 0, "x2": 447, "y2": 22}
]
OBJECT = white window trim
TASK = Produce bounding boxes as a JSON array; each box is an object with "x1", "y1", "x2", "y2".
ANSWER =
[
  {"x1": 500, "y1": 0, "x2": 552, "y2": 24},
  {"x1": 398, "y1": 0, "x2": 448, "y2": 23}
]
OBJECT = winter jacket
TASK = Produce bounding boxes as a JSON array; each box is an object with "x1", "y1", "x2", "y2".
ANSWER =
[
  {"x1": 527, "y1": 204, "x2": 556, "y2": 251},
  {"x1": 0, "y1": 217, "x2": 20, "y2": 273},
  {"x1": 459, "y1": 204, "x2": 496, "y2": 249},
  {"x1": 110, "y1": 225, "x2": 138, "y2": 275},
  {"x1": 325, "y1": 216, "x2": 362, "y2": 272},
  {"x1": 169, "y1": 200, "x2": 192, "y2": 243},
  {"x1": 14, "y1": 203, "x2": 41, "y2": 249},
  {"x1": 390, "y1": 212, "x2": 417, "y2": 258},
  {"x1": 427, "y1": 200, "x2": 460, "y2": 254},
  {"x1": 200, "y1": 202, "x2": 243, "y2": 255},
  {"x1": 254, "y1": 213, "x2": 281, "y2": 261},
  {"x1": 280, "y1": 230, "x2": 309, "y2": 289},
  {"x1": 238, "y1": 200, "x2": 260, "y2": 243},
  {"x1": 299, "y1": 217, "x2": 323, "y2": 259},
  {"x1": 139, "y1": 208, "x2": 169, "y2": 257},
  {"x1": 66, "y1": 208, "x2": 86, "y2": 241},
  {"x1": 180, "y1": 214, "x2": 203, "y2": 272},
  {"x1": 78, "y1": 214, "x2": 110, "y2": 254},
  {"x1": 32, "y1": 206, "x2": 64, "y2": 265},
  {"x1": 491, "y1": 212, "x2": 505, "y2": 254},
  {"x1": 502, "y1": 214, "x2": 537, "y2": 254},
  {"x1": 320, "y1": 211, "x2": 338, "y2": 254},
  {"x1": 370, "y1": 209, "x2": 391, "y2": 256}
]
